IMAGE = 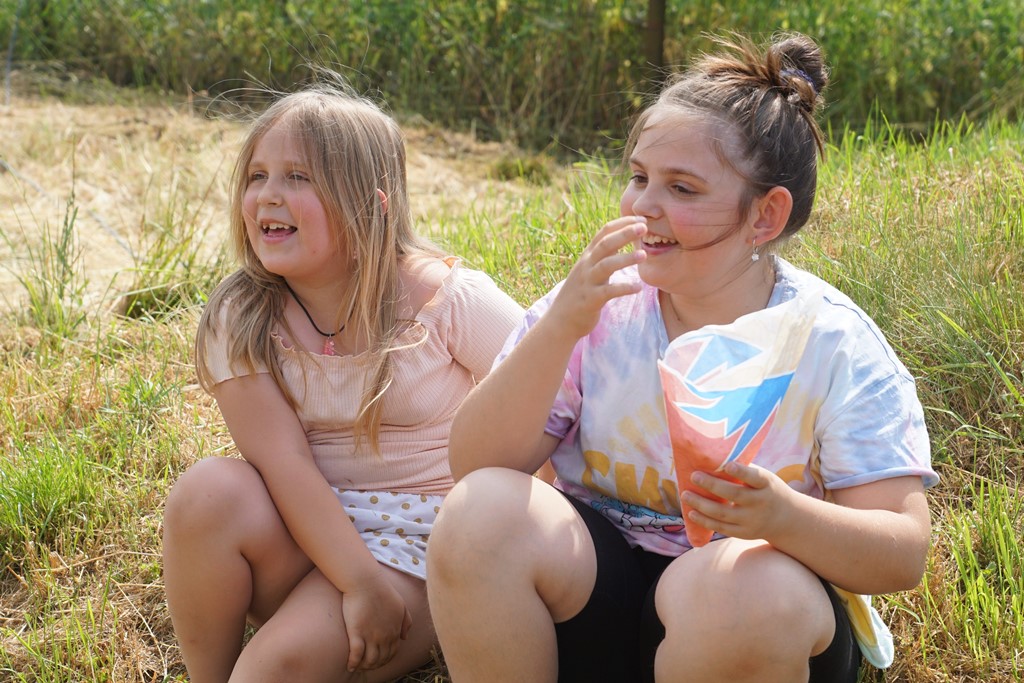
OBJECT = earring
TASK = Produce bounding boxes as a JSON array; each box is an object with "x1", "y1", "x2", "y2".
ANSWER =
[{"x1": 751, "y1": 238, "x2": 760, "y2": 262}]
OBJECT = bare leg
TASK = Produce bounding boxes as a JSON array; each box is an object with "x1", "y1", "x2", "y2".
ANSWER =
[
  {"x1": 654, "y1": 538, "x2": 836, "y2": 683},
  {"x1": 230, "y1": 566, "x2": 435, "y2": 683},
  {"x1": 162, "y1": 457, "x2": 313, "y2": 683},
  {"x1": 427, "y1": 468, "x2": 597, "y2": 683}
]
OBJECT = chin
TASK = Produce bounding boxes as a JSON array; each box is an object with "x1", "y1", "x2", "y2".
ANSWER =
[{"x1": 636, "y1": 260, "x2": 669, "y2": 289}]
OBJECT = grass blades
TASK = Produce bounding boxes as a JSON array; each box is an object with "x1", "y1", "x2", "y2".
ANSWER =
[
  {"x1": 0, "y1": 106, "x2": 1022, "y2": 681},
  {"x1": 0, "y1": 191, "x2": 88, "y2": 345},
  {"x1": 2, "y1": 1, "x2": 1021, "y2": 152}
]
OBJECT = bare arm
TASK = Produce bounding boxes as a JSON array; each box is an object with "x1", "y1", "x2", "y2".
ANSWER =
[
  {"x1": 448, "y1": 216, "x2": 647, "y2": 480},
  {"x1": 686, "y1": 465, "x2": 930, "y2": 594},
  {"x1": 213, "y1": 373, "x2": 411, "y2": 671},
  {"x1": 448, "y1": 310, "x2": 582, "y2": 479}
]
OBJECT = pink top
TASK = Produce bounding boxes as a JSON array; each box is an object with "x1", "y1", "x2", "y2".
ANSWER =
[{"x1": 203, "y1": 259, "x2": 523, "y2": 495}]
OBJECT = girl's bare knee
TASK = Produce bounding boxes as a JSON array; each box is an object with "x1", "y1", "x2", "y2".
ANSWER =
[
  {"x1": 164, "y1": 457, "x2": 263, "y2": 536},
  {"x1": 656, "y1": 540, "x2": 831, "y2": 670},
  {"x1": 433, "y1": 469, "x2": 530, "y2": 544},
  {"x1": 429, "y1": 467, "x2": 538, "y2": 578},
  {"x1": 234, "y1": 628, "x2": 346, "y2": 683}
]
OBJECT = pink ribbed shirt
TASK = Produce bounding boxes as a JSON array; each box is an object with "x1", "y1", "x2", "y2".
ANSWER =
[{"x1": 204, "y1": 261, "x2": 523, "y2": 495}]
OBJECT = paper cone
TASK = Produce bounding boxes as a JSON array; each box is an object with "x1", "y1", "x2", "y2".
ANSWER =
[{"x1": 658, "y1": 293, "x2": 818, "y2": 547}]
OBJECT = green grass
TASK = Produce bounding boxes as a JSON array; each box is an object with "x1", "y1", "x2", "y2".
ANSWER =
[
  {"x1": 1, "y1": 104, "x2": 1022, "y2": 682},
  {"x1": 2, "y1": 0, "x2": 1022, "y2": 151}
]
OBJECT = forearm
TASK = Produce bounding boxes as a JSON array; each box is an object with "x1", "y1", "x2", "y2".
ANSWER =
[
  {"x1": 258, "y1": 454, "x2": 385, "y2": 591},
  {"x1": 449, "y1": 313, "x2": 577, "y2": 480},
  {"x1": 212, "y1": 374, "x2": 389, "y2": 593},
  {"x1": 770, "y1": 489, "x2": 930, "y2": 595}
]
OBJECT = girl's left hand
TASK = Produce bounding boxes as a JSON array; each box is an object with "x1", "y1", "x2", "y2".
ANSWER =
[{"x1": 682, "y1": 462, "x2": 798, "y2": 542}]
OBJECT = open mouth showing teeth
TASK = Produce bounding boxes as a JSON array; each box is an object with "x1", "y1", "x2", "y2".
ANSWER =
[
  {"x1": 263, "y1": 222, "x2": 297, "y2": 234},
  {"x1": 641, "y1": 234, "x2": 678, "y2": 247}
]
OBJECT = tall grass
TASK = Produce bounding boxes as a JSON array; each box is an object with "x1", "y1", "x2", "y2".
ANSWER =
[
  {"x1": 0, "y1": 191, "x2": 88, "y2": 346},
  {"x1": 1, "y1": 103, "x2": 1022, "y2": 681},
  {"x1": 1, "y1": 1, "x2": 1021, "y2": 151}
]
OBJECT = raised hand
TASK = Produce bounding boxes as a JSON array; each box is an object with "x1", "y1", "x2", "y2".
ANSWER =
[{"x1": 546, "y1": 215, "x2": 648, "y2": 341}]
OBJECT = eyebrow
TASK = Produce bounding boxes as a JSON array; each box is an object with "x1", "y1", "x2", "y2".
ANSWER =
[{"x1": 629, "y1": 156, "x2": 707, "y2": 183}]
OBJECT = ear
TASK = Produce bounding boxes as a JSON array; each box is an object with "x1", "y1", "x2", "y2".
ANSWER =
[
  {"x1": 376, "y1": 188, "x2": 388, "y2": 216},
  {"x1": 750, "y1": 186, "x2": 792, "y2": 244}
]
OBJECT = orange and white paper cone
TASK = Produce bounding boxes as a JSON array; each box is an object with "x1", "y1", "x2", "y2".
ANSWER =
[{"x1": 657, "y1": 294, "x2": 817, "y2": 547}]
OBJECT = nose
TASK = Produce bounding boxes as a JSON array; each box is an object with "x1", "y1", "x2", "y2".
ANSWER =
[
  {"x1": 256, "y1": 176, "x2": 282, "y2": 206},
  {"x1": 624, "y1": 185, "x2": 659, "y2": 220}
]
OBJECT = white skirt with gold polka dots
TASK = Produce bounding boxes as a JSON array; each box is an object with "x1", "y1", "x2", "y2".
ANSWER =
[{"x1": 333, "y1": 489, "x2": 442, "y2": 580}]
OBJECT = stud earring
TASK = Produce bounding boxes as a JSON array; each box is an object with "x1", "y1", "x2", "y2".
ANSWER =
[{"x1": 751, "y1": 238, "x2": 760, "y2": 262}]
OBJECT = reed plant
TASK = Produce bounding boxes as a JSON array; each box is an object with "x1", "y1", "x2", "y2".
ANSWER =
[
  {"x1": 2, "y1": 1, "x2": 1021, "y2": 151},
  {"x1": 0, "y1": 99, "x2": 1021, "y2": 682}
]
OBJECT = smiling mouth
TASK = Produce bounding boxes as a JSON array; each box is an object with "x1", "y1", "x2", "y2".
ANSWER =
[
  {"x1": 641, "y1": 234, "x2": 678, "y2": 247},
  {"x1": 262, "y1": 222, "x2": 297, "y2": 235}
]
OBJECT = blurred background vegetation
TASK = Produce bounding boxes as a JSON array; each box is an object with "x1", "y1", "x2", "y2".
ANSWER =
[{"x1": 3, "y1": 0, "x2": 1022, "y2": 153}]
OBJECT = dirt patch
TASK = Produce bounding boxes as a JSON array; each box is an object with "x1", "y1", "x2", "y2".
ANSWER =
[{"x1": 0, "y1": 95, "x2": 537, "y2": 315}]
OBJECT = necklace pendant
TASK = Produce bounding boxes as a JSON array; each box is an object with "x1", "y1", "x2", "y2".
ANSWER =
[{"x1": 323, "y1": 337, "x2": 336, "y2": 356}]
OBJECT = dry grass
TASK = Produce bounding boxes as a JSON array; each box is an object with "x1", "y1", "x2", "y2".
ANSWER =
[
  {"x1": 2, "y1": 80, "x2": 1022, "y2": 682},
  {"x1": 0, "y1": 81, "x2": 543, "y2": 316},
  {"x1": 0, "y1": 85, "x2": 534, "y2": 682}
]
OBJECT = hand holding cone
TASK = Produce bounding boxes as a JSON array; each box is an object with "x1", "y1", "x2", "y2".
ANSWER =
[{"x1": 657, "y1": 292, "x2": 818, "y2": 547}]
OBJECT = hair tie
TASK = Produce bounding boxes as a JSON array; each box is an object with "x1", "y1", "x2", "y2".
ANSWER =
[{"x1": 781, "y1": 68, "x2": 817, "y2": 95}]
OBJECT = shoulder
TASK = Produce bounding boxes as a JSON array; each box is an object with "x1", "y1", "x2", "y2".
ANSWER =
[
  {"x1": 400, "y1": 254, "x2": 453, "y2": 316},
  {"x1": 774, "y1": 259, "x2": 898, "y2": 357},
  {"x1": 409, "y1": 257, "x2": 523, "y2": 333},
  {"x1": 200, "y1": 270, "x2": 267, "y2": 332},
  {"x1": 773, "y1": 258, "x2": 917, "y2": 395},
  {"x1": 198, "y1": 291, "x2": 240, "y2": 344}
]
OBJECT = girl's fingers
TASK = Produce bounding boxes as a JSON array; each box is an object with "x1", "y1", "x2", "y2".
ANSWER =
[
  {"x1": 604, "y1": 280, "x2": 644, "y2": 300},
  {"x1": 590, "y1": 217, "x2": 646, "y2": 258},
  {"x1": 722, "y1": 462, "x2": 769, "y2": 488},
  {"x1": 591, "y1": 248, "x2": 646, "y2": 282},
  {"x1": 578, "y1": 219, "x2": 646, "y2": 286},
  {"x1": 347, "y1": 635, "x2": 365, "y2": 672}
]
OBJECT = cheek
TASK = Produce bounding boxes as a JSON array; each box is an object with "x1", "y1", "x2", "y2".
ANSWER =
[{"x1": 241, "y1": 189, "x2": 258, "y2": 222}]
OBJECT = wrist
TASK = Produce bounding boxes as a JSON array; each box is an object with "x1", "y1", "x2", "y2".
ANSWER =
[{"x1": 343, "y1": 565, "x2": 389, "y2": 592}]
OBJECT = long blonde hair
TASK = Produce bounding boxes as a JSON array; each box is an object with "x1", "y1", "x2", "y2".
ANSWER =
[{"x1": 196, "y1": 78, "x2": 443, "y2": 452}]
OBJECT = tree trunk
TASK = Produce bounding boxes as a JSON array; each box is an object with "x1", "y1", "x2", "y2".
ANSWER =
[{"x1": 644, "y1": 0, "x2": 666, "y2": 89}]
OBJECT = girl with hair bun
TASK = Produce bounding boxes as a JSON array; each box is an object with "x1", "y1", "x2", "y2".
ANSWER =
[
  {"x1": 161, "y1": 77, "x2": 523, "y2": 682},
  {"x1": 428, "y1": 33, "x2": 935, "y2": 683}
]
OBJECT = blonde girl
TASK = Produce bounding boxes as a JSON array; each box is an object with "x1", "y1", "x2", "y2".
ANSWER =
[{"x1": 163, "y1": 80, "x2": 522, "y2": 682}]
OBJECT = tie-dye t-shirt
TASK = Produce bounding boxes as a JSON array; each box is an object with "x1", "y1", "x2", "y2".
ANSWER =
[
  {"x1": 495, "y1": 258, "x2": 937, "y2": 557},
  {"x1": 495, "y1": 258, "x2": 936, "y2": 667}
]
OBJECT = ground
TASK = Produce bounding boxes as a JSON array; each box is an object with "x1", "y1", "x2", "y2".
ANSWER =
[{"x1": 0, "y1": 93, "x2": 537, "y2": 314}]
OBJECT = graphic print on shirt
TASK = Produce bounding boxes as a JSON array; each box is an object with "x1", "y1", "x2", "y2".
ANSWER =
[
  {"x1": 589, "y1": 495, "x2": 686, "y2": 534},
  {"x1": 658, "y1": 294, "x2": 818, "y2": 546}
]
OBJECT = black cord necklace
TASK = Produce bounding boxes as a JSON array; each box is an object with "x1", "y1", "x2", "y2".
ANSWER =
[{"x1": 285, "y1": 282, "x2": 346, "y2": 356}]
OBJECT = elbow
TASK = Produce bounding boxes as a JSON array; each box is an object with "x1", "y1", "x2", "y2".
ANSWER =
[
  {"x1": 899, "y1": 534, "x2": 931, "y2": 591},
  {"x1": 886, "y1": 519, "x2": 932, "y2": 592},
  {"x1": 888, "y1": 492, "x2": 933, "y2": 592},
  {"x1": 891, "y1": 552, "x2": 928, "y2": 592}
]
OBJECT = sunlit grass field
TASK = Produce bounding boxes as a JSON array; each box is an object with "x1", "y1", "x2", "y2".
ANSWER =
[{"x1": 0, "y1": 90, "x2": 1022, "y2": 682}]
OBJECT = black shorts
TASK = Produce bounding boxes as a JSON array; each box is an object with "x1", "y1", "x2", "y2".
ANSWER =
[{"x1": 553, "y1": 494, "x2": 861, "y2": 683}]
